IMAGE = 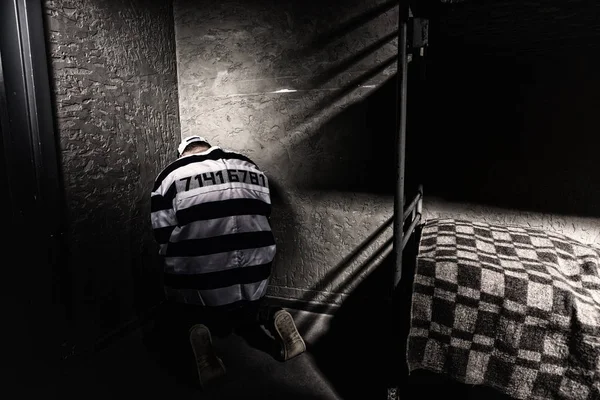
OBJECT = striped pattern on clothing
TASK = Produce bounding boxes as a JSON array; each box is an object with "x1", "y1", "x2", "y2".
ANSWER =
[{"x1": 151, "y1": 146, "x2": 275, "y2": 307}]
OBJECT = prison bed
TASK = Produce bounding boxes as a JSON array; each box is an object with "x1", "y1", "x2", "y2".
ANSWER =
[
  {"x1": 391, "y1": 15, "x2": 600, "y2": 400},
  {"x1": 387, "y1": 2, "x2": 600, "y2": 398},
  {"x1": 394, "y1": 189, "x2": 600, "y2": 400}
]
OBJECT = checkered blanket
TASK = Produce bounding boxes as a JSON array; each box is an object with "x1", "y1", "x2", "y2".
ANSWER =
[{"x1": 408, "y1": 219, "x2": 600, "y2": 400}]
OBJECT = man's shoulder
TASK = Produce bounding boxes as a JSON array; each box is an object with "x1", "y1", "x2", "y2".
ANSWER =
[
  {"x1": 220, "y1": 147, "x2": 251, "y2": 159},
  {"x1": 153, "y1": 147, "x2": 257, "y2": 190}
]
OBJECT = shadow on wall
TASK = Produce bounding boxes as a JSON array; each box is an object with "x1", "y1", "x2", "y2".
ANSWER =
[
  {"x1": 290, "y1": 75, "x2": 398, "y2": 195},
  {"x1": 416, "y1": 48, "x2": 600, "y2": 218},
  {"x1": 302, "y1": 0, "x2": 398, "y2": 53},
  {"x1": 306, "y1": 228, "x2": 408, "y2": 400},
  {"x1": 268, "y1": 178, "x2": 302, "y2": 287},
  {"x1": 310, "y1": 249, "x2": 394, "y2": 400},
  {"x1": 265, "y1": 0, "x2": 398, "y2": 80},
  {"x1": 267, "y1": 205, "x2": 398, "y2": 398},
  {"x1": 278, "y1": 216, "x2": 394, "y2": 310},
  {"x1": 264, "y1": 58, "x2": 406, "y2": 303}
]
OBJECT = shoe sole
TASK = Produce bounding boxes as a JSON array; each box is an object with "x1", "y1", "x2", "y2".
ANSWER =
[
  {"x1": 273, "y1": 311, "x2": 306, "y2": 361},
  {"x1": 189, "y1": 324, "x2": 226, "y2": 388}
]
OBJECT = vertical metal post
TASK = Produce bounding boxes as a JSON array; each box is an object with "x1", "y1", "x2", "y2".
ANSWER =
[
  {"x1": 392, "y1": 7, "x2": 409, "y2": 292},
  {"x1": 388, "y1": 8, "x2": 409, "y2": 397}
]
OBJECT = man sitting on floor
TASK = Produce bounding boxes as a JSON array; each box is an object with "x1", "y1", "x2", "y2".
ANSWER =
[{"x1": 150, "y1": 135, "x2": 305, "y2": 388}]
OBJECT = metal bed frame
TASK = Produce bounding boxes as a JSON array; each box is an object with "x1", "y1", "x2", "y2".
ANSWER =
[
  {"x1": 393, "y1": 3, "x2": 428, "y2": 293},
  {"x1": 388, "y1": 2, "x2": 428, "y2": 398}
]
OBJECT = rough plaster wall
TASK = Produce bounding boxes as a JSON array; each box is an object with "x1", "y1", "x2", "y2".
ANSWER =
[
  {"x1": 45, "y1": 0, "x2": 180, "y2": 350},
  {"x1": 174, "y1": 0, "x2": 399, "y2": 305}
]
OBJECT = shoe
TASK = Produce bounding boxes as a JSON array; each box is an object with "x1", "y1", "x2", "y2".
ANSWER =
[
  {"x1": 188, "y1": 324, "x2": 226, "y2": 388},
  {"x1": 271, "y1": 310, "x2": 306, "y2": 361}
]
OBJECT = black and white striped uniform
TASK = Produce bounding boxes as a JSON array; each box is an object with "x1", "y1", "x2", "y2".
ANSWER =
[{"x1": 150, "y1": 146, "x2": 275, "y2": 307}]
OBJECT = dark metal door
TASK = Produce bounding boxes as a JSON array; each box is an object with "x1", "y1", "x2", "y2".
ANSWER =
[{"x1": 0, "y1": 0, "x2": 68, "y2": 389}]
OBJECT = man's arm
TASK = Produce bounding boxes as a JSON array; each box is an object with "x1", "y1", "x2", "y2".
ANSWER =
[{"x1": 150, "y1": 181, "x2": 177, "y2": 255}]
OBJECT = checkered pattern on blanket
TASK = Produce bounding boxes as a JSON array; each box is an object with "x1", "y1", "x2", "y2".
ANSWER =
[{"x1": 408, "y1": 219, "x2": 600, "y2": 400}]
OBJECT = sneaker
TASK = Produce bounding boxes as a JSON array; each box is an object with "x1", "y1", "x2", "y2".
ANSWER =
[
  {"x1": 188, "y1": 324, "x2": 226, "y2": 388},
  {"x1": 271, "y1": 310, "x2": 306, "y2": 361}
]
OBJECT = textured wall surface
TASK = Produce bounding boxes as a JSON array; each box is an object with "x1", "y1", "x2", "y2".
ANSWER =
[
  {"x1": 174, "y1": 0, "x2": 599, "y2": 306},
  {"x1": 45, "y1": 0, "x2": 180, "y2": 352},
  {"x1": 175, "y1": 0, "x2": 399, "y2": 305}
]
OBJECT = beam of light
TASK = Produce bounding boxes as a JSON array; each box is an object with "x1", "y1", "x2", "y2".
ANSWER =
[{"x1": 271, "y1": 88, "x2": 298, "y2": 93}]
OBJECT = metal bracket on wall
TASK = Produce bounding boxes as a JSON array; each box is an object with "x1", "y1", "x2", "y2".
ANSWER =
[{"x1": 408, "y1": 17, "x2": 429, "y2": 59}]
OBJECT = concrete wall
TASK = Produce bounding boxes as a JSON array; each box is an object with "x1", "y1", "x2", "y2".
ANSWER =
[
  {"x1": 174, "y1": 0, "x2": 399, "y2": 305},
  {"x1": 45, "y1": 0, "x2": 180, "y2": 354},
  {"x1": 174, "y1": 0, "x2": 599, "y2": 307}
]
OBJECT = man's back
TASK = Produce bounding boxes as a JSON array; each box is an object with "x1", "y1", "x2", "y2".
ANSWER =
[{"x1": 151, "y1": 145, "x2": 275, "y2": 307}]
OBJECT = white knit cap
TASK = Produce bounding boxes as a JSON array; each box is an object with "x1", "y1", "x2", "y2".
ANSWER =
[{"x1": 177, "y1": 135, "x2": 209, "y2": 155}]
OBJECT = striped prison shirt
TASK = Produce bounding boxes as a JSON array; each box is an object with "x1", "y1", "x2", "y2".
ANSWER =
[{"x1": 150, "y1": 146, "x2": 275, "y2": 307}]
